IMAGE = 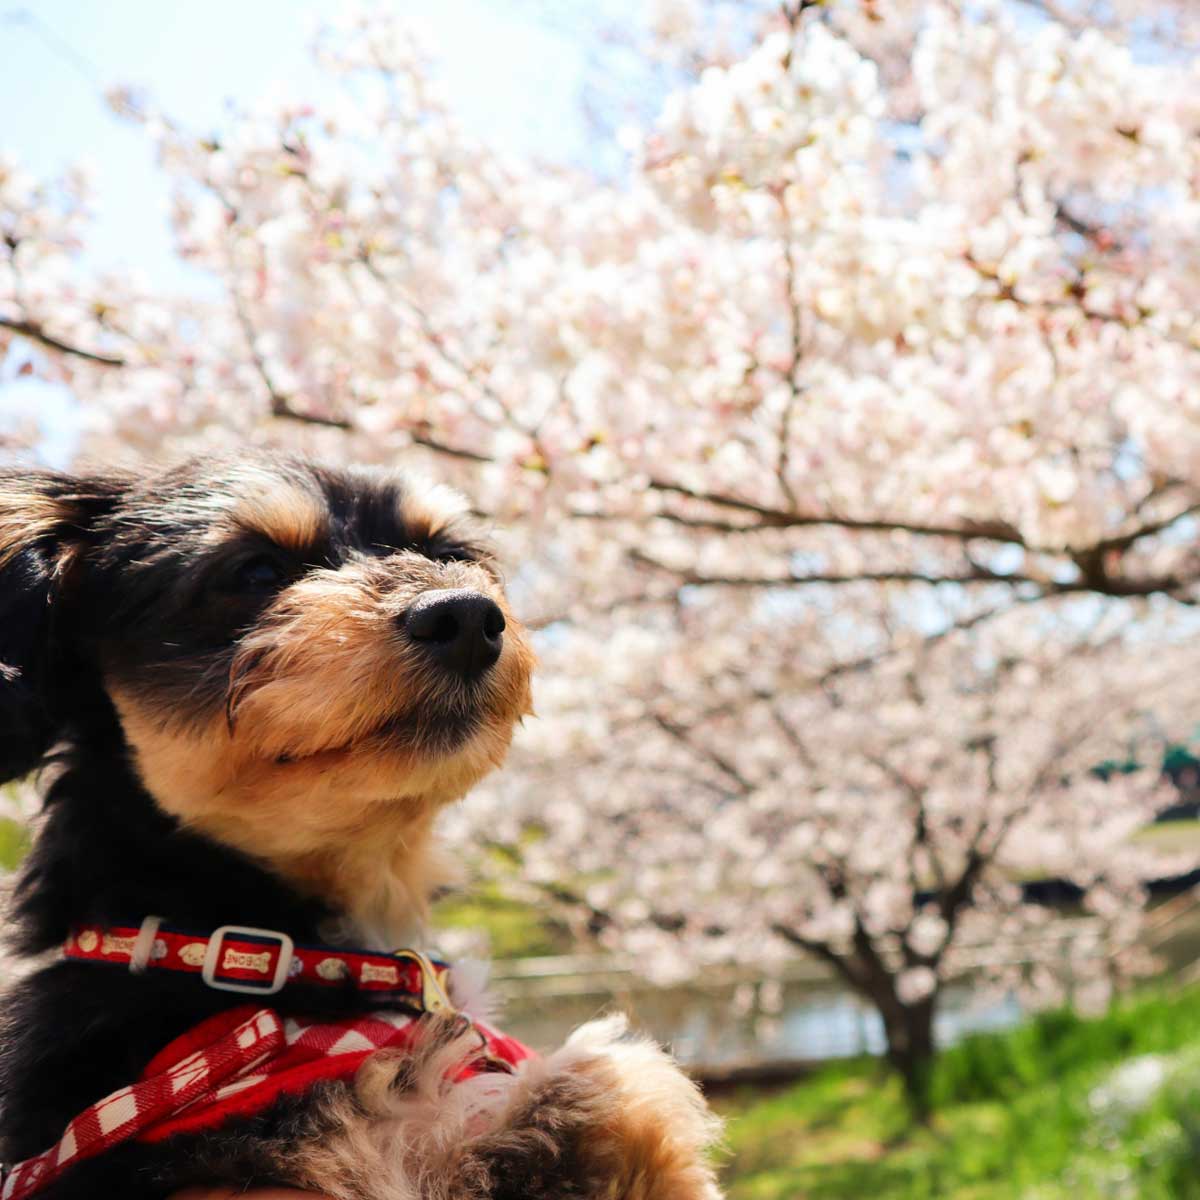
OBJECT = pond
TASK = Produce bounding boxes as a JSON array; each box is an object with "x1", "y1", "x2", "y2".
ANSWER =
[
  {"x1": 496, "y1": 970, "x2": 1024, "y2": 1073},
  {"x1": 492, "y1": 897, "x2": 1200, "y2": 1073}
]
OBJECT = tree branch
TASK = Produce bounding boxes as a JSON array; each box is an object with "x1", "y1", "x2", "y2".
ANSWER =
[
  {"x1": 408, "y1": 432, "x2": 492, "y2": 463},
  {"x1": 268, "y1": 393, "x2": 352, "y2": 430},
  {"x1": 775, "y1": 184, "x2": 804, "y2": 510},
  {"x1": 1095, "y1": 501, "x2": 1200, "y2": 554},
  {"x1": 230, "y1": 291, "x2": 351, "y2": 430},
  {"x1": 0, "y1": 314, "x2": 125, "y2": 367},
  {"x1": 650, "y1": 711, "x2": 756, "y2": 796},
  {"x1": 630, "y1": 544, "x2": 1200, "y2": 603},
  {"x1": 772, "y1": 923, "x2": 868, "y2": 992},
  {"x1": 647, "y1": 479, "x2": 1027, "y2": 544},
  {"x1": 629, "y1": 548, "x2": 1044, "y2": 591}
]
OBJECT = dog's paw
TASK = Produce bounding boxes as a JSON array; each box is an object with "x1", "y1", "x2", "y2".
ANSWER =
[
  {"x1": 288, "y1": 1014, "x2": 724, "y2": 1200},
  {"x1": 474, "y1": 1014, "x2": 725, "y2": 1200}
]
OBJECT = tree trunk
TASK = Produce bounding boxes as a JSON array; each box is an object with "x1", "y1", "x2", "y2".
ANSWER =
[
  {"x1": 879, "y1": 995, "x2": 937, "y2": 1122},
  {"x1": 774, "y1": 927, "x2": 943, "y2": 1121}
]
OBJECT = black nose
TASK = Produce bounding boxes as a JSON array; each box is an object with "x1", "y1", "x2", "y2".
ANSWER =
[{"x1": 403, "y1": 589, "x2": 506, "y2": 678}]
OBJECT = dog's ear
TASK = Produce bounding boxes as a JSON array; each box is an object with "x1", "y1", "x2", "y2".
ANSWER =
[{"x1": 0, "y1": 469, "x2": 124, "y2": 782}]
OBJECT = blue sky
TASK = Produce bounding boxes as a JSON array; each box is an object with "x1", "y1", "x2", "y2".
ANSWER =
[{"x1": 0, "y1": 1, "x2": 598, "y2": 285}]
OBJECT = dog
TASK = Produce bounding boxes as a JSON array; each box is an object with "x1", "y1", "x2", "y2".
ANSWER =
[{"x1": 0, "y1": 455, "x2": 722, "y2": 1199}]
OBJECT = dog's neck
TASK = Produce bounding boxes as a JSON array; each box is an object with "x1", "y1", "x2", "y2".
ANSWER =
[
  {"x1": 274, "y1": 816, "x2": 456, "y2": 949},
  {"x1": 180, "y1": 800, "x2": 455, "y2": 949}
]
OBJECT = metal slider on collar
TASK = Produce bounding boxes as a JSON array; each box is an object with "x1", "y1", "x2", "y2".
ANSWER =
[{"x1": 391, "y1": 948, "x2": 454, "y2": 1015}]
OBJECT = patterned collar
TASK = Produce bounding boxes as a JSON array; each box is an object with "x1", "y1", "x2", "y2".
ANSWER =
[{"x1": 64, "y1": 918, "x2": 454, "y2": 1009}]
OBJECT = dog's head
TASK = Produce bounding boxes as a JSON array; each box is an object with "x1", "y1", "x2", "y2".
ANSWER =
[{"x1": 0, "y1": 455, "x2": 534, "y2": 926}]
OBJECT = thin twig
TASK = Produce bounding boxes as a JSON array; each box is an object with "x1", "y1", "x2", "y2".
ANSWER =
[{"x1": 0, "y1": 315, "x2": 125, "y2": 367}]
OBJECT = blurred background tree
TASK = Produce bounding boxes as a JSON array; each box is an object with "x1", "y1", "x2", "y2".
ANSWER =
[{"x1": 5, "y1": 0, "x2": 1200, "y2": 1132}]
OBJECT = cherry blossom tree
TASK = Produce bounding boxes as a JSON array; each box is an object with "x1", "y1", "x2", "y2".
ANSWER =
[
  {"x1": 461, "y1": 601, "x2": 1198, "y2": 1111},
  {"x1": 5, "y1": 0, "x2": 1200, "y2": 1107}
]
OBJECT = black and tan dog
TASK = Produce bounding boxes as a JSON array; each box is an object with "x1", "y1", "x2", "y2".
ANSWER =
[{"x1": 0, "y1": 456, "x2": 721, "y2": 1199}]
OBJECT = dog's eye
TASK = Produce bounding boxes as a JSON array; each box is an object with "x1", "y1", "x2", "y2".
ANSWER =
[
  {"x1": 229, "y1": 555, "x2": 287, "y2": 593},
  {"x1": 426, "y1": 540, "x2": 475, "y2": 564}
]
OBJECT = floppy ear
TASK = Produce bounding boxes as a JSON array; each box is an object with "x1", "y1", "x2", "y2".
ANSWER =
[{"x1": 0, "y1": 469, "x2": 123, "y2": 782}]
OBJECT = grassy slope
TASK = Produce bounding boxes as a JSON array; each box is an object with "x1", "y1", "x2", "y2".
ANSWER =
[
  {"x1": 717, "y1": 987, "x2": 1200, "y2": 1200},
  {"x1": 433, "y1": 882, "x2": 575, "y2": 959}
]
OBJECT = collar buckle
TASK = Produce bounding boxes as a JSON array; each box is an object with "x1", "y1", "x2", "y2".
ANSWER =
[
  {"x1": 391, "y1": 949, "x2": 454, "y2": 1014},
  {"x1": 200, "y1": 925, "x2": 294, "y2": 996}
]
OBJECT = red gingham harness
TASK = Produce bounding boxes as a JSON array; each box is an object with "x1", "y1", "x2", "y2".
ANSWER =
[{"x1": 1, "y1": 921, "x2": 533, "y2": 1200}]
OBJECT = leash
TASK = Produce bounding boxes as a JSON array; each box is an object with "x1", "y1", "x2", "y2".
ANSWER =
[{"x1": 1, "y1": 920, "x2": 533, "y2": 1200}]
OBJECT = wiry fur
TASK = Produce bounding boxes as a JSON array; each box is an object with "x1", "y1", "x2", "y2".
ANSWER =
[
  {"x1": 0, "y1": 453, "x2": 723, "y2": 1199},
  {"x1": 287, "y1": 1015, "x2": 722, "y2": 1200}
]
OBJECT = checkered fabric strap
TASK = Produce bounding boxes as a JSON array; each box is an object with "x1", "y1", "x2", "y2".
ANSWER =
[
  {"x1": 64, "y1": 921, "x2": 454, "y2": 1007},
  {"x1": 1, "y1": 1003, "x2": 534, "y2": 1200},
  {"x1": 0, "y1": 1007, "x2": 284, "y2": 1200}
]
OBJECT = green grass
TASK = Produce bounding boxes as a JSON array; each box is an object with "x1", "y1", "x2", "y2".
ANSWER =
[
  {"x1": 716, "y1": 986, "x2": 1200, "y2": 1199},
  {"x1": 432, "y1": 882, "x2": 573, "y2": 959}
]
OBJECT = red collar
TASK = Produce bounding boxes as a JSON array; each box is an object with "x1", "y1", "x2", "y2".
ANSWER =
[{"x1": 64, "y1": 918, "x2": 455, "y2": 1010}]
